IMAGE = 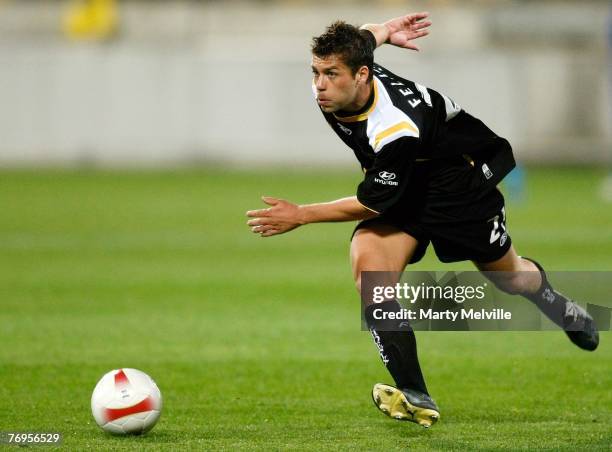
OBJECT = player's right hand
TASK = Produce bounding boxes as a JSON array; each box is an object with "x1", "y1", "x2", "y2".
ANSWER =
[
  {"x1": 246, "y1": 196, "x2": 305, "y2": 237},
  {"x1": 384, "y1": 12, "x2": 431, "y2": 51}
]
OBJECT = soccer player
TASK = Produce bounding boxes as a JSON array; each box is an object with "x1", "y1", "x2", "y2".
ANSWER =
[{"x1": 246, "y1": 13, "x2": 599, "y2": 428}]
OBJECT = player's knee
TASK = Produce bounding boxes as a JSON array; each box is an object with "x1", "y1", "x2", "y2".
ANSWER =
[
  {"x1": 350, "y1": 249, "x2": 366, "y2": 295},
  {"x1": 354, "y1": 275, "x2": 362, "y2": 295},
  {"x1": 351, "y1": 251, "x2": 382, "y2": 296},
  {"x1": 352, "y1": 258, "x2": 372, "y2": 295}
]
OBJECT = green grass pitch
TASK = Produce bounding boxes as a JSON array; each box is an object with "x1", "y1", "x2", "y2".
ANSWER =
[{"x1": 0, "y1": 167, "x2": 610, "y2": 450}]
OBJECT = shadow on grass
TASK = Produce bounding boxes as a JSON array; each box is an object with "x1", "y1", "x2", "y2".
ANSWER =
[{"x1": 96, "y1": 429, "x2": 186, "y2": 443}]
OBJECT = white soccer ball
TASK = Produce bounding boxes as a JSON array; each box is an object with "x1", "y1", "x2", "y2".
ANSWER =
[{"x1": 91, "y1": 368, "x2": 162, "y2": 435}]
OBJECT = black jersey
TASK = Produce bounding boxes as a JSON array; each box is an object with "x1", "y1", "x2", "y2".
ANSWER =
[{"x1": 317, "y1": 63, "x2": 515, "y2": 214}]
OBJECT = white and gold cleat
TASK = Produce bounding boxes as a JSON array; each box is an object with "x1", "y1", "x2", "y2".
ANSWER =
[{"x1": 371, "y1": 383, "x2": 440, "y2": 428}]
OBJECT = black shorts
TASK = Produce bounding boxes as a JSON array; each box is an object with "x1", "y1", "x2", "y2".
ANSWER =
[{"x1": 352, "y1": 157, "x2": 512, "y2": 264}]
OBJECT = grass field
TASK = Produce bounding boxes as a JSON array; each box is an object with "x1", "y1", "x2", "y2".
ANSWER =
[{"x1": 0, "y1": 167, "x2": 610, "y2": 450}]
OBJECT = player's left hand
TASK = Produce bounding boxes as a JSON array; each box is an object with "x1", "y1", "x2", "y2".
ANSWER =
[
  {"x1": 246, "y1": 196, "x2": 304, "y2": 237},
  {"x1": 384, "y1": 12, "x2": 432, "y2": 51}
]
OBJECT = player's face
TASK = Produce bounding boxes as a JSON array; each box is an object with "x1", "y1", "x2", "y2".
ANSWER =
[{"x1": 311, "y1": 54, "x2": 361, "y2": 113}]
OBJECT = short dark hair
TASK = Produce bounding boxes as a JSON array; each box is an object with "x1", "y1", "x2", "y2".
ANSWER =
[{"x1": 311, "y1": 21, "x2": 374, "y2": 81}]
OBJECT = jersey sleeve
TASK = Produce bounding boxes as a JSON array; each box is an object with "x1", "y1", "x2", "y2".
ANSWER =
[{"x1": 356, "y1": 137, "x2": 418, "y2": 214}]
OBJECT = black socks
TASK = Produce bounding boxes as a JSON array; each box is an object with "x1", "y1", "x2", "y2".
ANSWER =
[
  {"x1": 364, "y1": 300, "x2": 429, "y2": 395},
  {"x1": 521, "y1": 257, "x2": 570, "y2": 328}
]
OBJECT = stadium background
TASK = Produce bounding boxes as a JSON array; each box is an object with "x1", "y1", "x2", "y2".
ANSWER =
[{"x1": 1, "y1": 0, "x2": 610, "y2": 450}]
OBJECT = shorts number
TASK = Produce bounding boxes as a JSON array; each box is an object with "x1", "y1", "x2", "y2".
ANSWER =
[{"x1": 489, "y1": 207, "x2": 507, "y2": 244}]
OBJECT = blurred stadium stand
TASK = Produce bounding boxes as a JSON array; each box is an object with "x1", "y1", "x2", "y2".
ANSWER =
[
  {"x1": 0, "y1": 1, "x2": 610, "y2": 167},
  {"x1": 62, "y1": 0, "x2": 118, "y2": 40}
]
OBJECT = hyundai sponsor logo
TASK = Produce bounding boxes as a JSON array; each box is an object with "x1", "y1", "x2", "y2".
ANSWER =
[{"x1": 374, "y1": 171, "x2": 399, "y2": 186}]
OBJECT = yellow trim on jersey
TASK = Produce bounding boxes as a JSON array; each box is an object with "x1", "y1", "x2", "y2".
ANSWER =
[
  {"x1": 374, "y1": 122, "x2": 418, "y2": 149},
  {"x1": 333, "y1": 81, "x2": 379, "y2": 123},
  {"x1": 357, "y1": 199, "x2": 380, "y2": 215}
]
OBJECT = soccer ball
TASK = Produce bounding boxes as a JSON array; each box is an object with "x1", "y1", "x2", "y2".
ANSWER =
[{"x1": 91, "y1": 368, "x2": 162, "y2": 435}]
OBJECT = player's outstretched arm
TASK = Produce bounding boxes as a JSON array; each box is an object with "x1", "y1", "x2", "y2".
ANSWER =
[
  {"x1": 361, "y1": 12, "x2": 431, "y2": 51},
  {"x1": 246, "y1": 196, "x2": 377, "y2": 237}
]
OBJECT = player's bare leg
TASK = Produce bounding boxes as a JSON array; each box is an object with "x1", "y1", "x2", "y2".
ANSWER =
[
  {"x1": 351, "y1": 224, "x2": 440, "y2": 428},
  {"x1": 474, "y1": 246, "x2": 599, "y2": 351},
  {"x1": 351, "y1": 224, "x2": 417, "y2": 292}
]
